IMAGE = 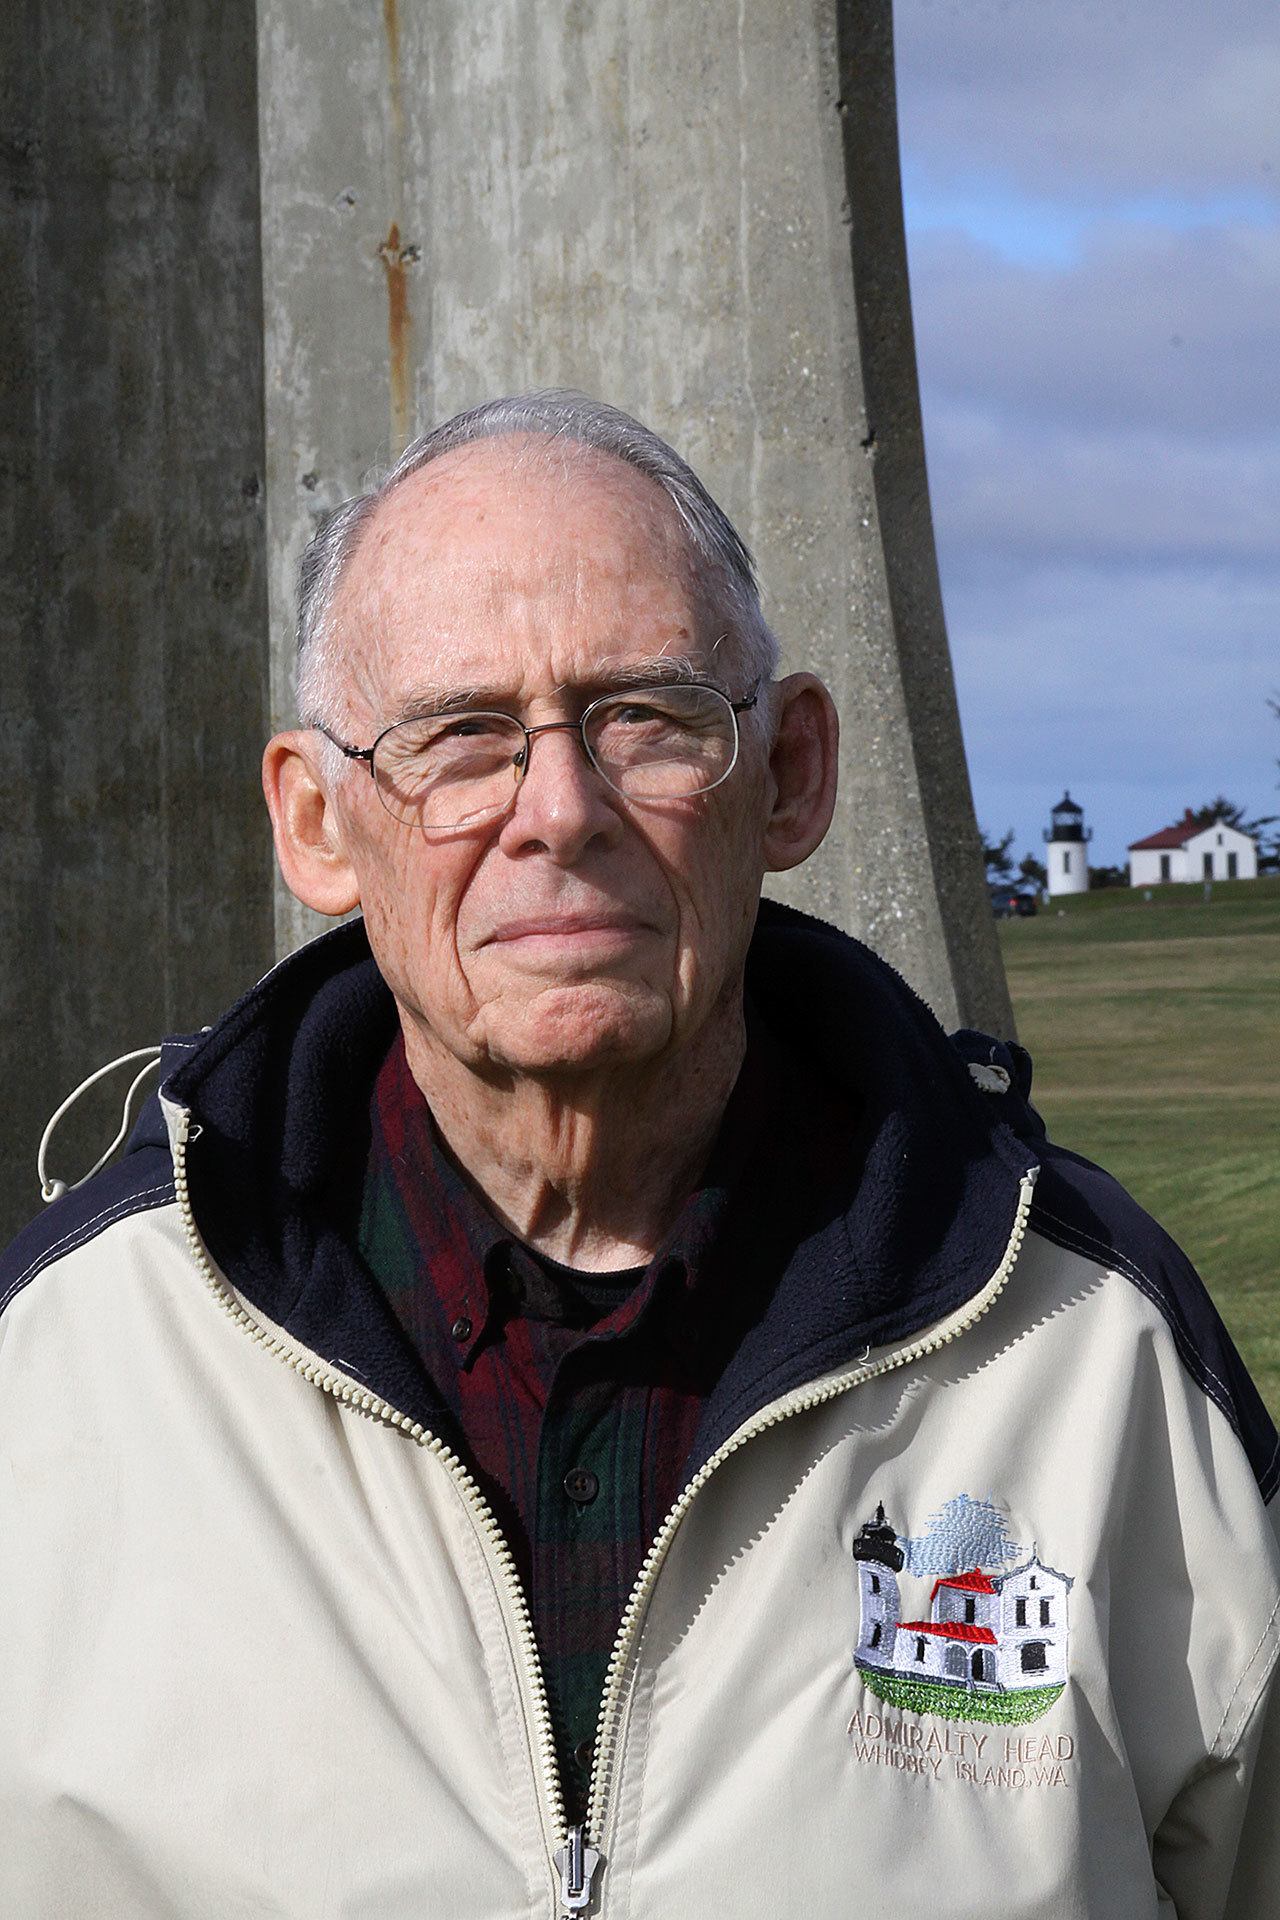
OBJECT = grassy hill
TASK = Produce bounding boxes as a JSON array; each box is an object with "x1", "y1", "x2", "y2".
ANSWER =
[{"x1": 999, "y1": 876, "x2": 1280, "y2": 1421}]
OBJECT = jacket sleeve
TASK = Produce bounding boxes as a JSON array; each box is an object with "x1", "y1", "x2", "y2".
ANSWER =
[
  {"x1": 1151, "y1": 1570, "x2": 1280, "y2": 1918},
  {"x1": 1221, "y1": 1658, "x2": 1280, "y2": 1919}
]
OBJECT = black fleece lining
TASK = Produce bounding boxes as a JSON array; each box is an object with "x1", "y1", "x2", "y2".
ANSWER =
[
  {"x1": 8, "y1": 901, "x2": 1269, "y2": 1508},
  {"x1": 151, "y1": 902, "x2": 1037, "y2": 1462}
]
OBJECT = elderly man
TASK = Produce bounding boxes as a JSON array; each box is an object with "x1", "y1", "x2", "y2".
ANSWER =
[{"x1": 2, "y1": 394, "x2": 1277, "y2": 1918}]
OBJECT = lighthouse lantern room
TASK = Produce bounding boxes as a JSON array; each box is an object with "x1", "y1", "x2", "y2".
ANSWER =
[{"x1": 1043, "y1": 792, "x2": 1091, "y2": 898}]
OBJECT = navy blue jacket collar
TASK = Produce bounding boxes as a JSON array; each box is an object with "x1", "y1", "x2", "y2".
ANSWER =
[{"x1": 159, "y1": 900, "x2": 1039, "y2": 1468}]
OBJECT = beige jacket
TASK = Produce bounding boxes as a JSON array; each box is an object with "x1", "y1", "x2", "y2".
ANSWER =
[{"x1": 2, "y1": 912, "x2": 1277, "y2": 1917}]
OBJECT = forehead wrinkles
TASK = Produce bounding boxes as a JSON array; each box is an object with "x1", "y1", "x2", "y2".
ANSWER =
[{"x1": 331, "y1": 448, "x2": 701, "y2": 709}]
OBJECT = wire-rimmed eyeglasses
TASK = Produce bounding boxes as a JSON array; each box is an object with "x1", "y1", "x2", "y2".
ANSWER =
[{"x1": 317, "y1": 680, "x2": 761, "y2": 831}]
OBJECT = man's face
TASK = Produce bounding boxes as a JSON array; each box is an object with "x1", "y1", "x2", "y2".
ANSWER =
[{"x1": 324, "y1": 442, "x2": 773, "y2": 1082}]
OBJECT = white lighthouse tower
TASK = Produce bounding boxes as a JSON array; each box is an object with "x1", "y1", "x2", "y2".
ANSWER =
[
  {"x1": 852, "y1": 1504, "x2": 903, "y2": 1669},
  {"x1": 1044, "y1": 792, "x2": 1091, "y2": 897}
]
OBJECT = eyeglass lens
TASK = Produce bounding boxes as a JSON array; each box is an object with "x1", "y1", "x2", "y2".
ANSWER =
[{"x1": 371, "y1": 685, "x2": 740, "y2": 827}]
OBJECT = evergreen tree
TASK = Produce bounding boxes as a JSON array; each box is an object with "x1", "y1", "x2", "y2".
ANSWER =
[{"x1": 981, "y1": 827, "x2": 1016, "y2": 886}]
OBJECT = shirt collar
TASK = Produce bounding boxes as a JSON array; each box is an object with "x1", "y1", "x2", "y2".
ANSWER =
[{"x1": 365, "y1": 1005, "x2": 793, "y2": 1368}]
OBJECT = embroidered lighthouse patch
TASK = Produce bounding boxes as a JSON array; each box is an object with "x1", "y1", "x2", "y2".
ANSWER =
[{"x1": 852, "y1": 1496, "x2": 1072, "y2": 1726}]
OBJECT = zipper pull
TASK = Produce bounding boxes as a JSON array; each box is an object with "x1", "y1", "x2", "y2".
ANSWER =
[{"x1": 553, "y1": 1824, "x2": 602, "y2": 1915}]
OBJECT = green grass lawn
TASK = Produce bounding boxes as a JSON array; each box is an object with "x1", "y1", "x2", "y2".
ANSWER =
[{"x1": 999, "y1": 876, "x2": 1280, "y2": 1420}]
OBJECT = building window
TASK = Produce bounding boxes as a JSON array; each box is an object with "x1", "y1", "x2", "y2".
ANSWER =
[
  {"x1": 1063, "y1": 849, "x2": 1072, "y2": 873},
  {"x1": 870, "y1": 1574, "x2": 880, "y2": 1595},
  {"x1": 915, "y1": 1637, "x2": 926, "y2": 1663},
  {"x1": 1203, "y1": 852, "x2": 1213, "y2": 879},
  {"x1": 1160, "y1": 854, "x2": 1171, "y2": 881},
  {"x1": 1029, "y1": 1576, "x2": 1037, "y2": 1590},
  {"x1": 964, "y1": 1598, "x2": 976, "y2": 1624},
  {"x1": 1021, "y1": 1642, "x2": 1048, "y2": 1674},
  {"x1": 1015, "y1": 1597, "x2": 1027, "y2": 1627},
  {"x1": 1217, "y1": 831, "x2": 1224, "y2": 846},
  {"x1": 1228, "y1": 852, "x2": 1238, "y2": 879},
  {"x1": 1040, "y1": 1598, "x2": 1052, "y2": 1627},
  {"x1": 870, "y1": 1622, "x2": 882, "y2": 1649}
]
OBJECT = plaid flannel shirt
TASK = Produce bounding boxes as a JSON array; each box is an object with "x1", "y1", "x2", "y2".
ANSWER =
[{"x1": 358, "y1": 1021, "x2": 851, "y2": 1818}]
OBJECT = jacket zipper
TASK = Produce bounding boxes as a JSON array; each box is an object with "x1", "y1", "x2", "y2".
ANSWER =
[
  {"x1": 583, "y1": 1165, "x2": 1038, "y2": 1852},
  {"x1": 170, "y1": 1104, "x2": 1035, "y2": 1915}
]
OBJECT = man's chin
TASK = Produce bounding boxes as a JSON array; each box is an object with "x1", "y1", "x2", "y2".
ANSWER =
[{"x1": 482, "y1": 979, "x2": 674, "y2": 1077}]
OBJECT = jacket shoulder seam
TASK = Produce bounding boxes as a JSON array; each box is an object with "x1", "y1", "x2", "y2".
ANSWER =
[
  {"x1": 1211, "y1": 1590, "x2": 1280, "y2": 1759},
  {"x1": 1033, "y1": 1201, "x2": 1236, "y2": 1404},
  {"x1": 1030, "y1": 1208, "x2": 1280, "y2": 1505},
  {"x1": 0, "y1": 1180, "x2": 175, "y2": 1319},
  {"x1": 1259, "y1": 1433, "x2": 1280, "y2": 1506}
]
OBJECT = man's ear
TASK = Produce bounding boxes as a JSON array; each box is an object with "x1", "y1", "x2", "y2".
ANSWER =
[
  {"x1": 261, "y1": 731, "x2": 363, "y2": 916},
  {"x1": 761, "y1": 674, "x2": 840, "y2": 873}
]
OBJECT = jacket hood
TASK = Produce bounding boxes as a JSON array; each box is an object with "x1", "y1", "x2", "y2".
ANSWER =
[{"x1": 156, "y1": 900, "x2": 1038, "y2": 1463}]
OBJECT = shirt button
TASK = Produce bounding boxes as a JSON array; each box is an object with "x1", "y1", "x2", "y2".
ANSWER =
[
  {"x1": 451, "y1": 1315, "x2": 473, "y2": 1343},
  {"x1": 563, "y1": 1467, "x2": 599, "y2": 1505},
  {"x1": 574, "y1": 1738, "x2": 594, "y2": 1771}
]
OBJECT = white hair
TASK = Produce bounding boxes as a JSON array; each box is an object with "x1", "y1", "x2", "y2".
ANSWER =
[{"x1": 294, "y1": 391, "x2": 780, "y2": 736}]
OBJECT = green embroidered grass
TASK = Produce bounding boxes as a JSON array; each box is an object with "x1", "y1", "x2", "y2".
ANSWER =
[{"x1": 859, "y1": 1670, "x2": 1065, "y2": 1726}]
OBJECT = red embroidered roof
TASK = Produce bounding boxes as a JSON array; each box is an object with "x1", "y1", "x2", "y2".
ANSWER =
[
  {"x1": 1128, "y1": 811, "x2": 1202, "y2": 851},
  {"x1": 930, "y1": 1568, "x2": 996, "y2": 1603},
  {"x1": 898, "y1": 1620, "x2": 997, "y2": 1645}
]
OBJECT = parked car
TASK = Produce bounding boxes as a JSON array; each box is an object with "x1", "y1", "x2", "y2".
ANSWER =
[{"x1": 989, "y1": 886, "x2": 1038, "y2": 920}]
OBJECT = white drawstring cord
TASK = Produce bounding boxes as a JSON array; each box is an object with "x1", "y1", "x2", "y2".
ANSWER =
[
  {"x1": 37, "y1": 1046, "x2": 163, "y2": 1203},
  {"x1": 967, "y1": 1060, "x2": 1011, "y2": 1095}
]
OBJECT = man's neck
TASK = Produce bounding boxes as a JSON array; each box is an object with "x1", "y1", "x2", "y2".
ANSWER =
[{"x1": 399, "y1": 1000, "x2": 747, "y2": 1272}]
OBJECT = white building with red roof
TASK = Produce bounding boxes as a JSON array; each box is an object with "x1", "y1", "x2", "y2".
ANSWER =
[
  {"x1": 853, "y1": 1508, "x2": 1072, "y2": 1697},
  {"x1": 1128, "y1": 812, "x2": 1257, "y2": 888}
]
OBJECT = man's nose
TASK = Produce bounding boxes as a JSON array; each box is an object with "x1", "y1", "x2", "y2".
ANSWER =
[{"x1": 496, "y1": 723, "x2": 624, "y2": 863}]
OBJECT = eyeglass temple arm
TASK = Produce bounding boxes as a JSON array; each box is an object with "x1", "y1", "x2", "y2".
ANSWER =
[{"x1": 315, "y1": 724, "x2": 376, "y2": 768}]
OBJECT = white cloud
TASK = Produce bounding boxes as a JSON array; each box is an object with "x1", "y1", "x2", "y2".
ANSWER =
[
  {"x1": 926, "y1": 406, "x2": 1280, "y2": 567},
  {"x1": 895, "y1": 2, "x2": 1280, "y2": 201},
  {"x1": 891, "y1": 5, "x2": 1280, "y2": 864},
  {"x1": 947, "y1": 560, "x2": 1280, "y2": 863},
  {"x1": 909, "y1": 223, "x2": 1280, "y2": 439}
]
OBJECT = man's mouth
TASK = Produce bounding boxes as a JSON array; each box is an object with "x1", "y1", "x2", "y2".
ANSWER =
[{"x1": 482, "y1": 913, "x2": 657, "y2": 951}]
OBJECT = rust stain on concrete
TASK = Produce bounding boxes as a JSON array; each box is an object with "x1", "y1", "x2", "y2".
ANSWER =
[
  {"x1": 381, "y1": 0, "x2": 410, "y2": 452},
  {"x1": 378, "y1": 224, "x2": 412, "y2": 454}
]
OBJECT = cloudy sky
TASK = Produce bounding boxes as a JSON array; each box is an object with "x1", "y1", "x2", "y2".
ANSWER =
[{"x1": 893, "y1": 2, "x2": 1279, "y2": 867}]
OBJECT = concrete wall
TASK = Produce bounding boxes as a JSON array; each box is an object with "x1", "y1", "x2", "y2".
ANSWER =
[
  {"x1": 257, "y1": 0, "x2": 1013, "y2": 1039},
  {"x1": 0, "y1": 0, "x2": 274, "y2": 1243},
  {"x1": 4, "y1": 0, "x2": 1013, "y2": 1241}
]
